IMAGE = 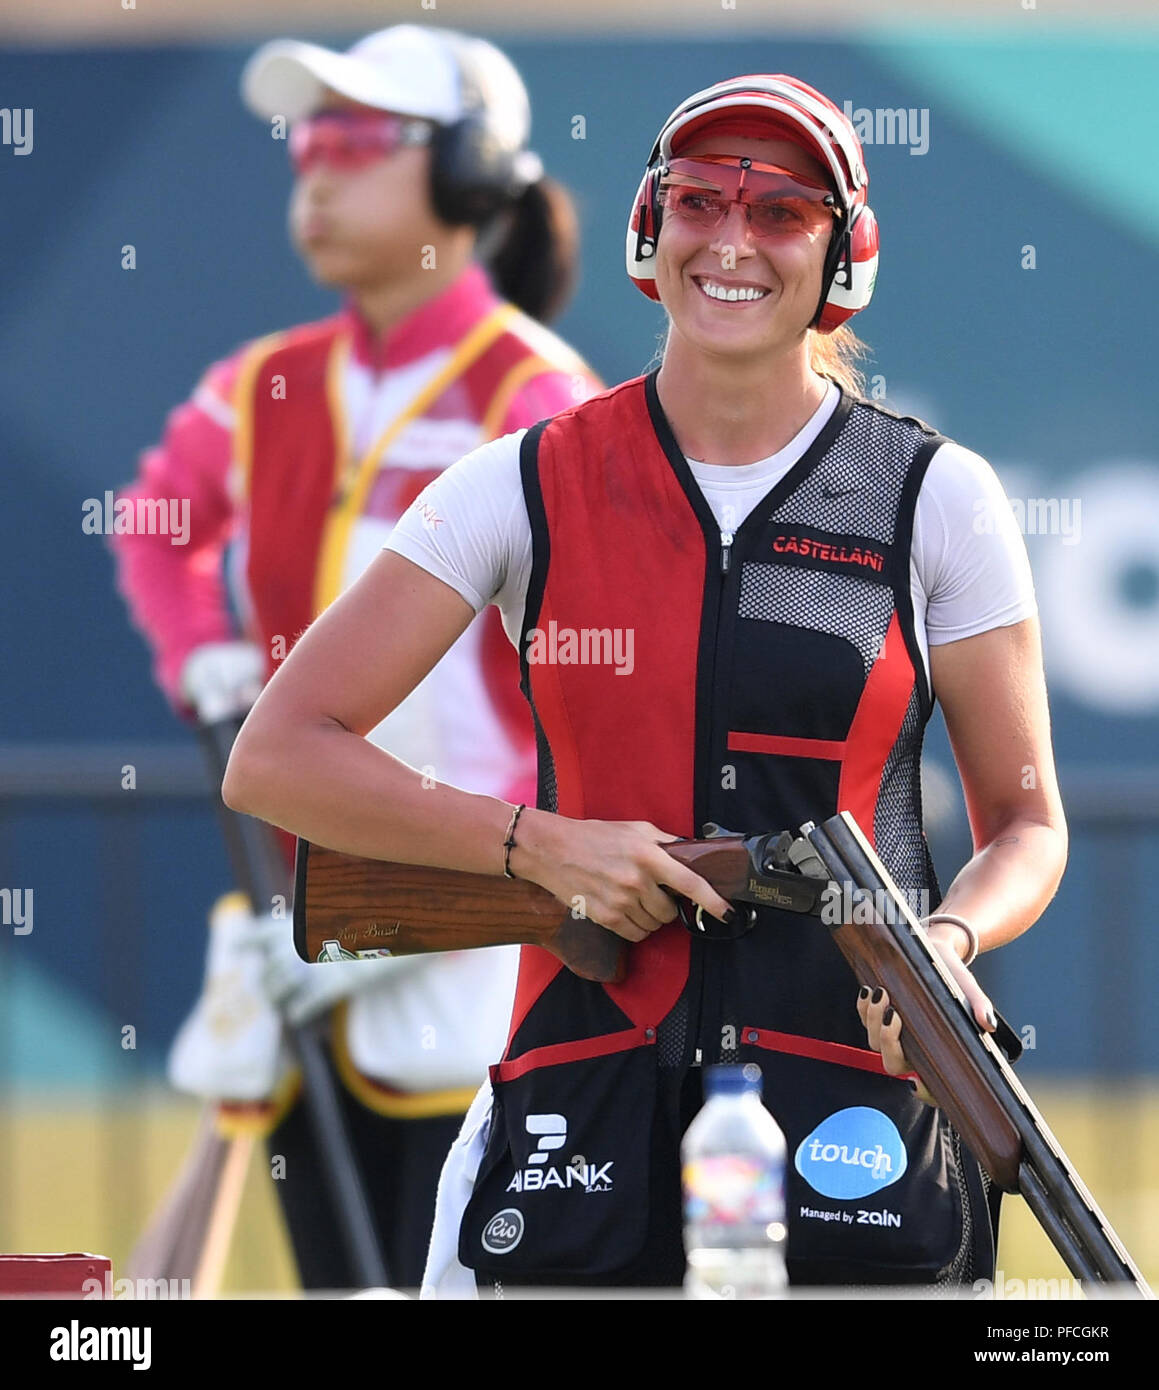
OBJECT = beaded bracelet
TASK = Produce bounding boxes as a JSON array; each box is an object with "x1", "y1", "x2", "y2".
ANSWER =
[
  {"x1": 502, "y1": 803, "x2": 526, "y2": 880},
  {"x1": 922, "y1": 912, "x2": 979, "y2": 967}
]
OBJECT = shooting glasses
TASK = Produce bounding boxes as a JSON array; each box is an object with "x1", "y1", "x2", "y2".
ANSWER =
[
  {"x1": 289, "y1": 109, "x2": 432, "y2": 176},
  {"x1": 658, "y1": 154, "x2": 842, "y2": 242}
]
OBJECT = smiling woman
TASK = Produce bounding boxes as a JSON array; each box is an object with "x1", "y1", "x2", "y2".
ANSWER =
[{"x1": 224, "y1": 71, "x2": 1066, "y2": 1297}]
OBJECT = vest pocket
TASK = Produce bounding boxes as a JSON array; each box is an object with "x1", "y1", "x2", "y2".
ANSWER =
[
  {"x1": 740, "y1": 1029, "x2": 968, "y2": 1284},
  {"x1": 459, "y1": 1033, "x2": 657, "y2": 1278}
]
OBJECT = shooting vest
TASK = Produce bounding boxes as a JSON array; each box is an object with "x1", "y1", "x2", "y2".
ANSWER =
[
  {"x1": 225, "y1": 303, "x2": 586, "y2": 1124},
  {"x1": 460, "y1": 371, "x2": 995, "y2": 1286},
  {"x1": 234, "y1": 304, "x2": 562, "y2": 684}
]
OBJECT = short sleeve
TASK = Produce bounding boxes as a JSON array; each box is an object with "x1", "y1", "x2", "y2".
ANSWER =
[
  {"x1": 383, "y1": 430, "x2": 531, "y2": 637},
  {"x1": 913, "y1": 440, "x2": 1038, "y2": 646}
]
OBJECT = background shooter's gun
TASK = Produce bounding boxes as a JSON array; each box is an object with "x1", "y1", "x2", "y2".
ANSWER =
[
  {"x1": 201, "y1": 720, "x2": 388, "y2": 1291},
  {"x1": 294, "y1": 812, "x2": 1150, "y2": 1293},
  {"x1": 800, "y1": 811, "x2": 1150, "y2": 1297}
]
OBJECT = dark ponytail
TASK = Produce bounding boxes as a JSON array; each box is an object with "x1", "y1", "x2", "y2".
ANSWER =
[{"x1": 483, "y1": 176, "x2": 580, "y2": 325}]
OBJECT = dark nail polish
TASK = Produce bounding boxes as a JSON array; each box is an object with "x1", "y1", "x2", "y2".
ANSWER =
[
  {"x1": 722, "y1": 908, "x2": 738, "y2": 925},
  {"x1": 984, "y1": 1007, "x2": 997, "y2": 1030},
  {"x1": 871, "y1": 987, "x2": 884, "y2": 1005},
  {"x1": 882, "y1": 1007, "x2": 895, "y2": 1027},
  {"x1": 858, "y1": 987, "x2": 870, "y2": 1000}
]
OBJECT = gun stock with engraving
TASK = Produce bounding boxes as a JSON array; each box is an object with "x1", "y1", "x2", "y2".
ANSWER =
[{"x1": 292, "y1": 828, "x2": 822, "y2": 984}]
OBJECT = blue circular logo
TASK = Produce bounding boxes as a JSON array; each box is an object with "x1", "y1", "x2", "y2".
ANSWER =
[{"x1": 794, "y1": 1107, "x2": 907, "y2": 1200}]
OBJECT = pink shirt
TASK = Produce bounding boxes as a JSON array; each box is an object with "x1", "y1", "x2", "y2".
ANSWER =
[{"x1": 111, "y1": 264, "x2": 597, "y2": 711}]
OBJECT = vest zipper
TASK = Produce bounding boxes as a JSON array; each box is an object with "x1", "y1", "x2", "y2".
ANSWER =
[
  {"x1": 693, "y1": 529, "x2": 740, "y2": 1068},
  {"x1": 640, "y1": 372, "x2": 849, "y2": 1078},
  {"x1": 719, "y1": 530, "x2": 734, "y2": 574}
]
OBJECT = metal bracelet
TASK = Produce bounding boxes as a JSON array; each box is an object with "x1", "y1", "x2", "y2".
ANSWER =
[
  {"x1": 502, "y1": 803, "x2": 526, "y2": 880},
  {"x1": 922, "y1": 911, "x2": 979, "y2": 967}
]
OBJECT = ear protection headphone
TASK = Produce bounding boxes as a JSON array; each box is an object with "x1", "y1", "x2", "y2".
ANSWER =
[
  {"x1": 625, "y1": 75, "x2": 879, "y2": 333},
  {"x1": 428, "y1": 32, "x2": 545, "y2": 228}
]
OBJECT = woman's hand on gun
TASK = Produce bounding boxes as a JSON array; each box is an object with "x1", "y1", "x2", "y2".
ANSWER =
[
  {"x1": 510, "y1": 809, "x2": 735, "y2": 942},
  {"x1": 858, "y1": 924, "x2": 998, "y2": 1105}
]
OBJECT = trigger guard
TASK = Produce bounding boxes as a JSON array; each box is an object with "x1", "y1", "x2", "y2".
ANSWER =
[{"x1": 677, "y1": 899, "x2": 757, "y2": 940}]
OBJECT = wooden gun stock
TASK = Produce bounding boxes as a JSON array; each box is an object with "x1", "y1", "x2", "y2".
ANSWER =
[{"x1": 293, "y1": 835, "x2": 755, "y2": 984}]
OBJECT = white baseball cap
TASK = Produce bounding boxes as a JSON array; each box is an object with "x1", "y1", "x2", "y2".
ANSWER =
[{"x1": 241, "y1": 24, "x2": 531, "y2": 151}]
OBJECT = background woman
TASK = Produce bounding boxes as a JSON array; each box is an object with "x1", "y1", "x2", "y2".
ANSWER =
[{"x1": 111, "y1": 24, "x2": 601, "y2": 1289}]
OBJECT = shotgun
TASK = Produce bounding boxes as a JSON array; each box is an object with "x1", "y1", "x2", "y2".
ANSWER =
[
  {"x1": 201, "y1": 720, "x2": 388, "y2": 1291},
  {"x1": 293, "y1": 813, "x2": 1151, "y2": 1293},
  {"x1": 292, "y1": 826, "x2": 823, "y2": 981}
]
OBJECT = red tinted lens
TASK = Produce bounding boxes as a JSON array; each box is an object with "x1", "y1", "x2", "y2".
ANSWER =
[
  {"x1": 659, "y1": 156, "x2": 838, "y2": 238},
  {"x1": 289, "y1": 113, "x2": 408, "y2": 174},
  {"x1": 658, "y1": 185, "x2": 732, "y2": 225},
  {"x1": 745, "y1": 195, "x2": 835, "y2": 238}
]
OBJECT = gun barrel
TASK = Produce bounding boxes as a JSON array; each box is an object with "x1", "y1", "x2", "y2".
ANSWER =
[
  {"x1": 1018, "y1": 1162, "x2": 1104, "y2": 1286},
  {"x1": 808, "y1": 811, "x2": 1152, "y2": 1296}
]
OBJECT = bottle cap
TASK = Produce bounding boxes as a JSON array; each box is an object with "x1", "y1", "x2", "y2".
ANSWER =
[{"x1": 703, "y1": 1062, "x2": 763, "y2": 1097}]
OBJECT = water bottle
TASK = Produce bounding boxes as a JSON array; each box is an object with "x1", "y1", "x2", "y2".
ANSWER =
[{"x1": 681, "y1": 1062, "x2": 788, "y2": 1298}]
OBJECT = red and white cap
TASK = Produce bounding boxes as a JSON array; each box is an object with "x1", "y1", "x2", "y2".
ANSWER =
[
  {"x1": 655, "y1": 74, "x2": 867, "y2": 202},
  {"x1": 626, "y1": 74, "x2": 878, "y2": 332}
]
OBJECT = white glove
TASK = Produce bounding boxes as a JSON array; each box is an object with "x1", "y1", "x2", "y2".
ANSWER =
[
  {"x1": 180, "y1": 640, "x2": 265, "y2": 723},
  {"x1": 167, "y1": 894, "x2": 293, "y2": 1101},
  {"x1": 241, "y1": 913, "x2": 429, "y2": 1027}
]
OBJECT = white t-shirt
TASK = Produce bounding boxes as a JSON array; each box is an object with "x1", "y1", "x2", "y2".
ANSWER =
[{"x1": 384, "y1": 383, "x2": 1037, "y2": 688}]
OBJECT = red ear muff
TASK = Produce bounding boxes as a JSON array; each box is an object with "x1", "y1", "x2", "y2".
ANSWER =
[
  {"x1": 814, "y1": 203, "x2": 879, "y2": 334},
  {"x1": 625, "y1": 167, "x2": 663, "y2": 301}
]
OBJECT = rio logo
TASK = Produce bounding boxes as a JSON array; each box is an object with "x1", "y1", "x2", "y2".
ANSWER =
[{"x1": 481, "y1": 1209, "x2": 525, "y2": 1255}]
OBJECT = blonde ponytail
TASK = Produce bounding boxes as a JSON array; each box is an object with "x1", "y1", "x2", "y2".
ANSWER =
[{"x1": 809, "y1": 325, "x2": 871, "y2": 397}]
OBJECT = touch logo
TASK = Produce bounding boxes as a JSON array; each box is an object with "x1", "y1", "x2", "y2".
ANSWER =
[{"x1": 794, "y1": 1107, "x2": 907, "y2": 1200}]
